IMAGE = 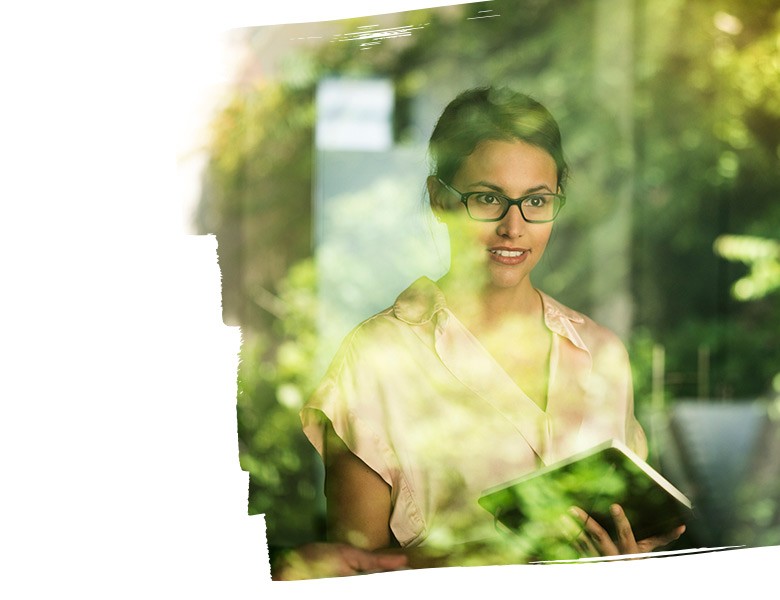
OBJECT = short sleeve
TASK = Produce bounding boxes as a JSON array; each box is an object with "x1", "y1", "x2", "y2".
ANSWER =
[
  {"x1": 299, "y1": 321, "x2": 428, "y2": 546},
  {"x1": 609, "y1": 337, "x2": 649, "y2": 460},
  {"x1": 584, "y1": 327, "x2": 648, "y2": 459}
]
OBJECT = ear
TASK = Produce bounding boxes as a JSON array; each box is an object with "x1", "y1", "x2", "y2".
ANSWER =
[{"x1": 427, "y1": 175, "x2": 446, "y2": 212}]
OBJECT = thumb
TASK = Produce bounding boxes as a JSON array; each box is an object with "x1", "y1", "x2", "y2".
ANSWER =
[{"x1": 639, "y1": 524, "x2": 686, "y2": 553}]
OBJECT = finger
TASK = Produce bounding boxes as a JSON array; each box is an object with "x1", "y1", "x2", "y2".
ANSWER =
[
  {"x1": 570, "y1": 506, "x2": 618, "y2": 556},
  {"x1": 560, "y1": 507, "x2": 587, "y2": 538},
  {"x1": 637, "y1": 524, "x2": 687, "y2": 553},
  {"x1": 559, "y1": 508, "x2": 597, "y2": 558},
  {"x1": 610, "y1": 504, "x2": 639, "y2": 555},
  {"x1": 343, "y1": 546, "x2": 408, "y2": 574},
  {"x1": 370, "y1": 552, "x2": 409, "y2": 571},
  {"x1": 567, "y1": 507, "x2": 592, "y2": 553},
  {"x1": 568, "y1": 506, "x2": 585, "y2": 522},
  {"x1": 572, "y1": 529, "x2": 599, "y2": 558},
  {"x1": 567, "y1": 506, "x2": 590, "y2": 529}
]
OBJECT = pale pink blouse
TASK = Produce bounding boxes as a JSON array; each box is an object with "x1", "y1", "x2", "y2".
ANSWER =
[{"x1": 301, "y1": 277, "x2": 647, "y2": 548}]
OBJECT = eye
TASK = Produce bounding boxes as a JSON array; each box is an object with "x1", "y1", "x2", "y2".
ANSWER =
[
  {"x1": 523, "y1": 194, "x2": 549, "y2": 208},
  {"x1": 472, "y1": 193, "x2": 502, "y2": 206}
]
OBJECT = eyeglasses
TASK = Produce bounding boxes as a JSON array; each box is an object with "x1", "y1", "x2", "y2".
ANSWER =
[{"x1": 437, "y1": 178, "x2": 566, "y2": 223}]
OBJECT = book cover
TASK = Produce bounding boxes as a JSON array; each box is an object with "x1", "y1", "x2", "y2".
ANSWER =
[{"x1": 478, "y1": 439, "x2": 694, "y2": 543}]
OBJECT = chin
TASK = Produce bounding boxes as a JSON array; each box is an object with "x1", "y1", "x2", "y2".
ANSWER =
[
  {"x1": 483, "y1": 253, "x2": 537, "y2": 290},
  {"x1": 487, "y1": 267, "x2": 528, "y2": 290}
]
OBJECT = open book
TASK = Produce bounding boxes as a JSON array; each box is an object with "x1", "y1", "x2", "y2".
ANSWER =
[{"x1": 478, "y1": 439, "x2": 694, "y2": 542}]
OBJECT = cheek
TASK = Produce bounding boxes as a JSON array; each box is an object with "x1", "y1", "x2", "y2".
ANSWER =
[
  {"x1": 535, "y1": 225, "x2": 553, "y2": 250},
  {"x1": 447, "y1": 216, "x2": 490, "y2": 246},
  {"x1": 475, "y1": 223, "x2": 496, "y2": 244}
]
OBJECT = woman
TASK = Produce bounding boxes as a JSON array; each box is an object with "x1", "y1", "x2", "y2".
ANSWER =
[{"x1": 300, "y1": 86, "x2": 684, "y2": 567}]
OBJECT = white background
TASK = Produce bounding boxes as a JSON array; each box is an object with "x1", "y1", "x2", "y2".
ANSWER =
[{"x1": 0, "y1": 1, "x2": 775, "y2": 598}]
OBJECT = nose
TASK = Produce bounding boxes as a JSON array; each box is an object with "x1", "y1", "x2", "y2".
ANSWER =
[{"x1": 496, "y1": 205, "x2": 526, "y2": 238}]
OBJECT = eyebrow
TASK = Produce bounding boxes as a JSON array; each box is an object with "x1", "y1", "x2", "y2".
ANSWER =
[{"x1": 467, "y1": 180, "x2": 554, "y2": 195}]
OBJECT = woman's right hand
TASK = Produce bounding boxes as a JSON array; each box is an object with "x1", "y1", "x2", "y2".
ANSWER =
[{"x1": 271, "y1": 542, "x2": 408, "y2": 580}]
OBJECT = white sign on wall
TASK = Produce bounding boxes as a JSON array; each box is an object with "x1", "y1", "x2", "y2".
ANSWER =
[{"x1": 315, "y1": 77, "x2": 394, "y2": 151}]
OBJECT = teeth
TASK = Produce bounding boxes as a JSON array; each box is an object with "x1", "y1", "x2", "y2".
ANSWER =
[{"x1": 491, "y1": 249, "x2": 525, "y2": 257}]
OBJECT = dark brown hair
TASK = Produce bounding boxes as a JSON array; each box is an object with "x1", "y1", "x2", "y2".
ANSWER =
[{"x1": 428, "y1": 86, "x2": 569, "y2": 193}]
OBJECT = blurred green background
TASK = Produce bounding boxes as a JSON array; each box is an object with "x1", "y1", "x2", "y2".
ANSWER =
[{"x1": 194, "y1": 0, "x2": 780, "y2": 555}]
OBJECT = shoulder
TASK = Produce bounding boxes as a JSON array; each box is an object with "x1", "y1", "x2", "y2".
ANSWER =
[
  {"x1": 579, "y1": 311, "x2": 627, "y2": 353},
  {"x1": 328, "y1": 277, "x2": 443, "y2": 370},
  {"x1": 539, "y1": 291, "x2": 628, "y2": 357}
]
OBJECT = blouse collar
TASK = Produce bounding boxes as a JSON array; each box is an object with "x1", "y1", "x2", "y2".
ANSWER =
[{"x1": 393, "y1": 276, "x2": 588, "y2": 351}]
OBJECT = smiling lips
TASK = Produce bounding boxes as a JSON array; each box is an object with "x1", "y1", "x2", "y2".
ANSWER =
[{"x1": 488, "y1": 247, "x2": 529, "y2": 265}]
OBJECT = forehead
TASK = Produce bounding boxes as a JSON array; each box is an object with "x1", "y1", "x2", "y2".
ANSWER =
[{"x1": 454, "y1": 139, "x2": 557, "y2": 188}]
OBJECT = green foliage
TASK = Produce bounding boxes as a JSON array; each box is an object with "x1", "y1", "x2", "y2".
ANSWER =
[
  {"x1": 628, "y1": 0, "x2": 780, "y2": 401},
  {"x1": 236, "y1": 260, "x2": 325, "y2": 546},
  {"x1": 628, "y1": 328, "x2": 661, "y2": 408},
  {"x1": 715, "y1": 234, "x2": 780, "y2": 301},
  {"x1": 712, "y1": 233, "x2": 780, "y2": 395}
]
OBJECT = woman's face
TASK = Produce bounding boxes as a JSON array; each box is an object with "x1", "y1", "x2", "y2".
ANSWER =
[{"x1": 441, "y1": 139, "x2": 558, "y2": 292}]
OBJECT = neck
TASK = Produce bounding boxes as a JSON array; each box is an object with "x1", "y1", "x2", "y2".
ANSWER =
[
  {"x1": 483, "y1": 281, "x2": 539, "y2": 314},
  {"x1": 438, "y1": 273, "x2": 542, "y2": 330}
]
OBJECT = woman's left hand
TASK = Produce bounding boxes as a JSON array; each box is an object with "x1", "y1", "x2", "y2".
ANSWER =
[{"x1": 569, "y1": 504, "x2": 686, "y2": 557}]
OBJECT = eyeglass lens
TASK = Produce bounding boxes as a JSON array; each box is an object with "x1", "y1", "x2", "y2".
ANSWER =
[{"x1": 466, "y1": 194, "x2": 560, "y2": 222}]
